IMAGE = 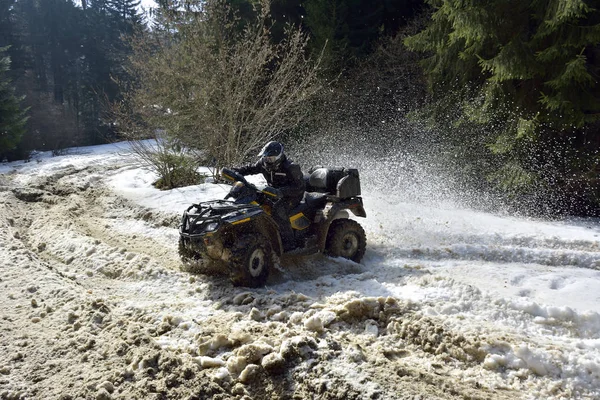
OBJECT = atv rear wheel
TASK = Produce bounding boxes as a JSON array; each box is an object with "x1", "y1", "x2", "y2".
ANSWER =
[
  {"x1": 230, "y1": 234, "x2": 272, "y2": 287},
  {"x1": 325, "y1": 219, "x2": 366, "y2": 262}
]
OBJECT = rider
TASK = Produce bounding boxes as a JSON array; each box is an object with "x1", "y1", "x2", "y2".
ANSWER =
[{"x1": 234, "y1": 141, "x2": 305, "y2": 251}]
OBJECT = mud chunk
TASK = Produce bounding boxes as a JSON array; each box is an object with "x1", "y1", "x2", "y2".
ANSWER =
[
  {"x1": 67, "y1": 311, "x2": 79, "y2": 324},
  {"x1": 98, "y1": 381, "x2": 115, "y2": 394},
  {"x1": 261, "y1": 353, "x2": 285, "y2": 374},
  {"x1": 280, "y1": 336, "x2": 317, "y2": 361},
  {"x1": 213, "y1": 367, "x2": 230, "y2": 380},
  {"x1": 198, "y1": 334, "x2": 234, "y2": 356},
  {"x1": 341, "y1": 297, "x2": 381, "y2": 320},
  {"x1": 249, "y1": 308, "x2": 263, "y2": 321},
  {"x1": 96, "y1": 388, "x2": 112, "y2": 400},
  {"x1": 226, "y1": 356, "x2": 247, "y2": 376},
  {"x1": 232, "y1": 383, "x2": 248, "y2": 396},
  {"x1": 2, "y1": 390, "x2": 24, "y2": 400},
  {"x1": 346, "y1": 344, "x2": 366, "y2": 363},
  {"x1": 229, "y1": 329, "x2": 252, "y2": 345},
  {"x1": 235, "y1": 342, "x2": 274, "y2": 363},
  {"x1": 238, "y1": 364, "x2": 260, "y2": 384},
  {"x1": 266, "y1": 305, "x2": 282, "y2": 317},
  {"x1": 233, "y1": 292, "x2": 254, "y2": 306},
  {"x1": 271, "y1": 311, "x2": 289, "y2": 322},
  {"x1": 304, "y1": 315, "x2": 324, "y2": 332},
  {"x1": 12, "y1": 187, "x2": 47, "y2": 202},
  {"x1": 196, "y1": 356, "x2": 225, "y2": 368},
  {"x1": 289, "y1": 312, "x2": 304, "y2": 324},
  {"x1": 92, "y1": 312, "x2": 105, "y2": 325}
]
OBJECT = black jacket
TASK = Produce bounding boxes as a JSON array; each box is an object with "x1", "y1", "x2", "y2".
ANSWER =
[{"x1": 236, "y1": 157, "x2": 305, "y2": 204}]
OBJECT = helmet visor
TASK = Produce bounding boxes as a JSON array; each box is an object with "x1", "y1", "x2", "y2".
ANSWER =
[{"x1": 262, "y1": 155, "x2": 280, "y2": 165}]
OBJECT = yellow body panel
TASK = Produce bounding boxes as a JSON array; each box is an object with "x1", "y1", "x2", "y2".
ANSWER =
[{"x1": 289, "y1": 213, "x2": 310, "y2": 230}]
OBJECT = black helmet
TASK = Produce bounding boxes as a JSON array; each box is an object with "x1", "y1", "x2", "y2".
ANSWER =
[{"x1": 259, "y1": 141, "x2": 284, "y2": 171}]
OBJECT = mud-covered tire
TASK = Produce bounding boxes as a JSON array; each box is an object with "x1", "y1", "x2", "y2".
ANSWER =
[
  {"x1": 325, "y1": 219, "x2": 366, "y2": 262},
  {"x1": 178, "y1": 237, "x2": 220, "y2": 274},
  {"x1": 179, "y1": 237, "x2": 197, "y2": 262},
  {"x1": 230, "y1": 234, "x2": 272, "y2": 287}
]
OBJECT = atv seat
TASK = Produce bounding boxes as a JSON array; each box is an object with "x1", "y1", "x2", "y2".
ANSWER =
[
  {"x1": 304, "y1": 191, "x2": 328, "y2": 209},
  {"x1": 304, "y1": 167, "x2": 361, "y2": 199},
  {"x1": 290, "y1": 192, "x2": 328, "y2": 217}
]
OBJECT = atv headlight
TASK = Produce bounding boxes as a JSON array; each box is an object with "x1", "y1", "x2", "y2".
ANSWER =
[{"x1": 204, "y1": 222, "x2": 219, "y2": 232}]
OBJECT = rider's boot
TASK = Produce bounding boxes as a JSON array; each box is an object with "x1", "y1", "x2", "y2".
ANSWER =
[{"x1": 280, "y1": 223, "x2": 296, "y2": 252}]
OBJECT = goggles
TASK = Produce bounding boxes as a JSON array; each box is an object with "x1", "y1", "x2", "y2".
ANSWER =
[{"x1": 262, "y1": 155, "x2": 280, "y2": 164}]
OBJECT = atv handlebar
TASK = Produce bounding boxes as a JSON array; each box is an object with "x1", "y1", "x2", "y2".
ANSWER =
[
  {"x1": 220, "y1": 167, "x2": 268, "y2": 204},
  {"x1": 220, "y1": 168, "x2": 247, "y2": 185}
]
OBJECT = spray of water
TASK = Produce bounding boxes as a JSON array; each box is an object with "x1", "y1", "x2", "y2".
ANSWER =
[{"x1": 293, "y1": 115, "x2": 510, "y2": 215}]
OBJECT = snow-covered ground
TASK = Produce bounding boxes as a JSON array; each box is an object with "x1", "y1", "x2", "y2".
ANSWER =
[{"x1": 1, "y1": 141, "x2": 599, "y2": 399}]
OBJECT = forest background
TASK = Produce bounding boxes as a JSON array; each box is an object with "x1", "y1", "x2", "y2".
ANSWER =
[{"x1": 1, "y1": 0, "x2": 599, "y2": 216}]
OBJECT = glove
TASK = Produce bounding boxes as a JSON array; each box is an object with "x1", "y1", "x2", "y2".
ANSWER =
[
  {"x1": 220, "y1": 168, "x2": 240, "y2": 182},
  {"x1": 262, "y1": 186, "x2": 282, "y2": 199}
]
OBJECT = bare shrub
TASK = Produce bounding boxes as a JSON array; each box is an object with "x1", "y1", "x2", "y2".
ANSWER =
[
  {"x1": 117, "y1": 0, "x2": 322, "y2": 174},
  {"x1": 132, "y1": 137, "x2": 204, "y2": 190}
]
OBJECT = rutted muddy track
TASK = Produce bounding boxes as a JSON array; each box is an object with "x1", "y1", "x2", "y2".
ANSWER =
[
  {"x1": 1, "y1": 167, "x2": 188, "y2": 399},
  {"x1": 2, "y1": 163, "x2": 525, "y2": 399}
]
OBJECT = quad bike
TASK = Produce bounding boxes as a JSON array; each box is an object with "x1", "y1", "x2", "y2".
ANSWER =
[{"x1": 178, "y1": 166, "x2": 367, "y2": 287}]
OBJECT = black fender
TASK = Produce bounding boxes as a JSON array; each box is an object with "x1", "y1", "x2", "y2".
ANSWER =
[
  {"x1": 316, "y1": 197, "x2": 366, "y2": 252},
  {"x1": 344, "y1": 197, "x2": 366, "y2": 218},
  {"x1": 245, "y1": 215, "x2": 284, "y2": 257}
]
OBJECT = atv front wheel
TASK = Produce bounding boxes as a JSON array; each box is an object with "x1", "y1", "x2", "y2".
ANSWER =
[
  {"x1": 230, "y1": 234, "x2": 272, "y2": 287},
  {"x1": 179, "y1": 237, "x2": 216, "y2": 274},
  {"x1": 325, "y1": 219, "x2": 366, "y2": 262},
  {"x1": 178, "y1": 237, "x2": 200, "y2": 270}
]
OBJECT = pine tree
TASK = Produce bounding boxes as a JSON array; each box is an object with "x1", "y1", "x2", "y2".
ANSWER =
[
  {"x1": 9, "y1": 0, "x2": 84, "y2": 153},
  {"x1": 0, "y1": 0, "x2": 27, "y2": 76},
  {"x1": 405, "y1": 0, "x2": 600, "y2": 212},
  {"x1": 108, "y1": 0, "x2": 144, "y2": 33},
  {"x1": 405, "y1": 0, "x2": 600, "y2": 142},
  {"x1": 303, "y1": 0, "x2": 350, "y2": 71},
  {"x1": 0, "y1": 47, "x2": 28, "y2": 159},
  {"x1": 78, "y1": 0, "x2": 145, "y2": 143},
  {"x1": 0, "y1": 0, "x2": 148, "y2": 157},
  {"x1": 304, "y1": 0, "x2": 420, "y2": 73}
]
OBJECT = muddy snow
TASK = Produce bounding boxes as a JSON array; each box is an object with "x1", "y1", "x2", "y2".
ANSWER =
[{"x1": 1, "y1": 142, "x2": 599, "y2": 400}]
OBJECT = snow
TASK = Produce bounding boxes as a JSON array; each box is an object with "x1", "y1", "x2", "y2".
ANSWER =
[{"x1": 2, "y1": 140, "x2": 600, "y2": 399}]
